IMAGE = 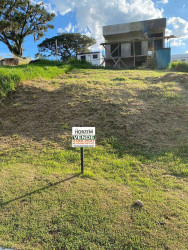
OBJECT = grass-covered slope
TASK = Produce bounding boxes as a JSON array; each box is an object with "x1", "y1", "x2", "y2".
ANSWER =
[
  {"x1": 0, "y1": 59, "x2": 95, "y2": 99},
  {"x1": 0, "y1": 60, "x2": 71, "y2": 99},
  {"x1": 0, "y1": 68, "x2": 188, "y2": 249}
]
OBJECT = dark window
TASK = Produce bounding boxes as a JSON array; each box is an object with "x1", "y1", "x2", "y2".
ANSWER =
[
  {"x1": 148, "y1": 33, "x2": 163, "y2": 50},
  {"x1": 131, "y1": 42, "x2": 142, "y2": 56},
  {"x1": 93, "y1": 54, "x2": 98, "y2": 59},
  {"x1": 81, "y1": 55, "x2": 86, "y2": 61},
  {"x1": 154, "y1": 40, "x2": 163, "y2": 50},
  {"x1": 111, "y1": 44, "x2": 121, "y2": 57}
]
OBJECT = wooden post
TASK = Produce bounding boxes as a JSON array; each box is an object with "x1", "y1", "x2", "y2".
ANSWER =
[
  {"x1": 55, "y1": 39, "x2": 58, "y2": 61},
  {"x1": 133, "y1": 40, "x2": 135, "y2": 67}
]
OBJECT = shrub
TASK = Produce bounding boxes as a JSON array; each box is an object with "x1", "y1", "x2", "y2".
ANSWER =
[{"x1": 169, "y1": 61, "x2": 188, "y2": 72}]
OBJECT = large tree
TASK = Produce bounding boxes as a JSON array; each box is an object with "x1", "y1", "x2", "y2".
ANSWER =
[
  {"x1": 0, "y1": 0, "x2": 55, "y2": 57},
  {"x1": 37, "y1": 33, "x2": 96, "y2": 61}
]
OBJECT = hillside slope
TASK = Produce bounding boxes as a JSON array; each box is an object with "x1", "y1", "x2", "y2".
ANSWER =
[{"x1": 0, "y1": 69, "x2": 188, "y2": 249}]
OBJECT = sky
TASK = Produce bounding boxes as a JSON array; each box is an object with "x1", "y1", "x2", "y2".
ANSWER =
[{"x1": 0, "y1": 0, "x2": 188, "y2": 59}]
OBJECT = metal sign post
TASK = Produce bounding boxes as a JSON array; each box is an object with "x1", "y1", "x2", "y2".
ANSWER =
[
  {"x1": 72, "y1": 127, "x2": 95, "y2": 174},
  {"x1": 81, "y1": 147, "x2": 84, "y2": 174}
]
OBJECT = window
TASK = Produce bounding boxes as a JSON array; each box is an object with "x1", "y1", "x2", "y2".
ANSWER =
[
  {"x1": 131, "y1": 42, "x2": 142, "y2": 56},
  {"x1": 111, "y1": 44, "x2": 121, "y2": 57},
  {"x1": 81, "y1": 55, "x2": 86, "y2": 61},
  {"x1": 148, "y1": 33, "x2": 163, "y2": 50},
  {"x1": 93, "y1": 54, "x2": 98, "y2": 59}
]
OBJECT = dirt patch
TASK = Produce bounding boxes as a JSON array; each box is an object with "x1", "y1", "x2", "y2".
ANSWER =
[
  {"x1": 158, "y1": 73, "x2": 188, "y2": 85},
  {"x1": 0, "y1": 69, "x2": 188, "y2": 154}
]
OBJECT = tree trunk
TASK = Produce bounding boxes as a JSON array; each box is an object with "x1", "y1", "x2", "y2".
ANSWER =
[
  {"x1": 18, "y1": 43, "x2": 23, "y2": 57},
  {"x1": 1, "y1": 33, "x2": 23, "y2": 57}
]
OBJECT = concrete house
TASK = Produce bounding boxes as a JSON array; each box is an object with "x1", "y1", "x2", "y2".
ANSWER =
[
  {"x1": 77, "y1": 52, "x2": 104, "y2": 66},
  {"x1": 101, "y1": 18, "x2": 175, "y2": 68}
]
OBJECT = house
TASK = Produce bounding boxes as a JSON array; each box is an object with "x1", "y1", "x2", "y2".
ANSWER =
[
  {"x1": 171, "y1": 54, "x2": 188, "y2": 62},
  {"x1": 101, "y1": 18, "x2": 176, "y2": 68},
  {"x1": 76, "y1": 52, "x2": 104, "y2": 66}
]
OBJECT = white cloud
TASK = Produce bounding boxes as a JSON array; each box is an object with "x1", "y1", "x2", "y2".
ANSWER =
[
  {"x1": 170, "y1": 39, "x2": 186, "y2": 47},
  {"x1": 50, "y1": 0, "x2": 163, "y2": 50},
  {"x1": 165, "y1": 28, "x2": 173, "y2": 36},
  {"x1": 58, "y1": 23, "x2": 76, "y2": 33},
  {"x1": 157, "y1": 0, "x2": 168, "y2": 4},
  {"x1": 31, "y1": 0, "x2": 56, "y2": 14},
  {"x1": 168, "y1": 17, "x2": 188, "y2": 39},
  {"x1": 185, "y1": 51, "x2": 188, "y2": 53},
  {"x1": 167, "y1": 17, "x2": 188, "y2": 48}
]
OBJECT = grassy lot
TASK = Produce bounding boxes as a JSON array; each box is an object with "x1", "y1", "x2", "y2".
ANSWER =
[
  {"x1": 0, "y1": 60, "x2": 71, "y2": 99},
  {"x1": 0, "y1": 59, "x2": 95, "y2": 99},
  {"x1": 0, "y1": 67, "x2": 188, "y2": 249}
]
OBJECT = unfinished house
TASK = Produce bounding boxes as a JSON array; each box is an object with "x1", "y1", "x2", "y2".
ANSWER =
[{"x1": 102, "y1": 18, "x2": 175, "y2": 68}]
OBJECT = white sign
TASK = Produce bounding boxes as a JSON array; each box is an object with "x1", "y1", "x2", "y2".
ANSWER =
[{"x1": 72, "y1": 127, "x2": 95, "y2": 147}]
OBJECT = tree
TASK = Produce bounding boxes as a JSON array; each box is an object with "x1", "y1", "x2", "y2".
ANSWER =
[
  {"x1": 37, "y1": 33, "x2": 96, "y2": 61},
  {"x1": 0, "y1": 0, "x2": 55, "y2": 57}
]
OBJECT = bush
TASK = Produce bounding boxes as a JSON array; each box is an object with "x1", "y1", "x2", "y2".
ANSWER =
[
  {"x1": 169, "y1": 61, "x2": 188, "y2": 72},
  {"x1": 68, "y1": 58, "x2": 105, "y2": 69},
  {"x1": 0, "y1": 72, "x2": 21, "y2": 98},
  {"x1": 29, "y1": 59, "x2": 65, "y2": 67}
]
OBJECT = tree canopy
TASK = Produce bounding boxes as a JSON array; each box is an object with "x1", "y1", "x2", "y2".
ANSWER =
[
  {"x1": 0, "y1": 0, "x2": 55, "y2": 57},
  {"x1": 37, "y1": 33, "x2": 96, "y2": 61}
]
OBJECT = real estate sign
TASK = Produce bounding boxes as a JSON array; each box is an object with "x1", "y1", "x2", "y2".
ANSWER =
[{"x1": 72, "y1": 127, "x2": 95, "y2": 147}]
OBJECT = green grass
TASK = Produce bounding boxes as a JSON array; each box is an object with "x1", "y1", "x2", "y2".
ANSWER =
[
  {"x1": 169, "y1": 61, "x2": 188, "y2": 72},
  {"x1": 0, "y1": 67, "x2": 188, "y2": 249},
  {"x1": 0, "y1": 59, "x2": 98, "y2": 99}
]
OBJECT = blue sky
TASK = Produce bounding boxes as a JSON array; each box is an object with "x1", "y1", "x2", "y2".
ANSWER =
[{"x1": 0, "y1": 0, "x2": 188, "y2": 59}]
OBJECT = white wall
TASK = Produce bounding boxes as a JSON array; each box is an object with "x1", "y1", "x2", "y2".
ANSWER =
[
  {"x1": 142, "y1": 41, "x2": 148, "y2": 56},
  {"x1": 77, "y1": 53, "x2": 104, "y2": 66},
  {"x1": 121, "y1": 43, "x2": 131, "y2": 57}
]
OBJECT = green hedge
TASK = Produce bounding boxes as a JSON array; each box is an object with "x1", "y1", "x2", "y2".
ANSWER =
[{"x1": 169, "y1": 61, "x2": 188, "y2": 72}]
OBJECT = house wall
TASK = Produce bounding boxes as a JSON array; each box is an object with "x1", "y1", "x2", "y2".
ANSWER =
[
  {"x1": 105, "y1": 45, "x2": 111, "y2": 59},
  {"x1": 104, "y1": 31, "x2": 142, "y2": 43},
  {"x1": 142, "y1": 41, "x2": 148, "y2": 55},
  {"x1": 77, "y1": 53, "x2": 104, "y2": 66},
  {"x1": 121, "y1": 43, "x2": 131, "y2": 57}
]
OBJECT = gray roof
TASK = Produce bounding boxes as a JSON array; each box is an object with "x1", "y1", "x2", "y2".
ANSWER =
[
  {"x1": 103, "y1": 18, "x2": 166, "y2": 36},
  {"x1": 77, "y1": 52, "x2": 100, "y2": 55}
]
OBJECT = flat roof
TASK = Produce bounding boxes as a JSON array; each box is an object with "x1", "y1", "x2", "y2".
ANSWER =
[
  {"x1": 103, "y1": 18, "x2": 166, "y2": 36},
  {"x1": 77, "y1": 52, "x2": 100, "y2": 55}
]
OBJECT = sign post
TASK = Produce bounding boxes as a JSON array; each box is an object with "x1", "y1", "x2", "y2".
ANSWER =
[
  {"x1": 81, "y1": 147, "x2": 84, "y2": 174},
  {"x1": 72, "y1": 127, "x2": 95, "y2": 174}
]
